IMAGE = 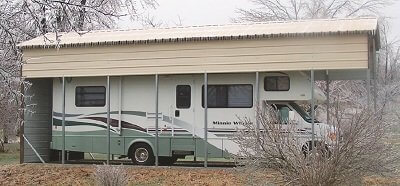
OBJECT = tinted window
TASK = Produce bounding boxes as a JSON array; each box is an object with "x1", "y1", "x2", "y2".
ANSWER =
[
  {"x1": 202, "y1": 85, "x2": 253, "y2": 108},
  {"x1": 176, "y1": 85, "x2": 191, "y2": 109},
  {"x1": 75, "y1": 86, "x2": 106, "y2": 107},
  {"x1": 264, "y1": 76, "x2": 290, "y2": 91}
]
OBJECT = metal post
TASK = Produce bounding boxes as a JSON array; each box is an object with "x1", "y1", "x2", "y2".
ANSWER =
[
  {"x1": 171, "y1": 117, "x2": 175, "y2": 137},
  {"x1": 19, "y1": 62, "x2": 25, "y2": 164},
  {"x1": 366, "y1": 70, "x2": 371, "y2": 108},
  {"x1": 106, "y1": 76, "x2": 111, "y2": 165},
  {"x1": 255, "y1": 72, "x2": 260, "y2": 131},
  {"x1": 23, "y1": 135, "x2": 46, "y2": 164},
  {"x1": 310, "y1": 70, "x2": 315, "y2": 150},
  {"x1": 204, "y1": 72, "x2": 208, "y2": 168},
  {"x1": 155, "y1": 74, "x2": 159, "y2": 166},
  {"x1": 118, "y1": 77, "x2": 122, "y2": 135},
  {"x1": 373, "y1": 75, "x2": 377, "y2": 112},
  {"x1": 374, "y1": 52, "x2": 379, "y2": 112},
  {"x1": 62, "y1": 76, "x2": 66, "y2": 164},
  {"x1": 326, "y1": 70, "x2": 330, "y2": 125}
]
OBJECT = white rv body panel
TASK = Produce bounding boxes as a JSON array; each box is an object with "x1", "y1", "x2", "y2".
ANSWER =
[{"x1": 52, "y1": 72, "x2": 328, "y2": 156}]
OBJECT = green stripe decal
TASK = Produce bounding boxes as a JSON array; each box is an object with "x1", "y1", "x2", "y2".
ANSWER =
[
  {"x1": 87, "y1": 111, "x2": 147, "y2": 117},
  {"x1": 53, "y1": 118, "x2": 117, "y2": 133}
]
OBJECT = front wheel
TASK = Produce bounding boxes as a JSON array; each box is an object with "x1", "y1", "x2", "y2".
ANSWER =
[{"x1": 130, "y1": 143, "x2": 155, "y2": 166}]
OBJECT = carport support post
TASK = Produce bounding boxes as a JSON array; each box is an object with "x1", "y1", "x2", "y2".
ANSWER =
[
  {"x1": 204, "y1": 72, "x2": 208, "y2": 168},
  {"x1": 62, "y1": 76, "x2": 66, "y2": 164},
  {"x1": 366, "y1": 70, "x2": 371, "y2": 108},
  {"x1": 311, "y1": 70, "x2": 315, "y2": 150},
  {"x1": 374, "y1": 53, "x2": 379, "y2": 112},
  {"x1": 118, "y1": 77, "x2": 122, "y2": 134},
  {"x1": 326, "y1": 70, "x2": 330, "y2": 125},
  {"x1": 255, "y1": 72, "x2": 260, "y2": 131},
  {"x1": 19, "y1": 82, "x2": 25, "y2": 164},
  {"x1": 107, "y1": 76, "x2": 111, "y2": 165},
  {"x1": 155, "y1": 74, "x2": 159, "y2": 167}
]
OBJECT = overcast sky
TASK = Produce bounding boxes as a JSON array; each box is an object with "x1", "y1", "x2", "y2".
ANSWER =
[{"x1": 120, "y1": 0, "x2": 400, "y2": 40}]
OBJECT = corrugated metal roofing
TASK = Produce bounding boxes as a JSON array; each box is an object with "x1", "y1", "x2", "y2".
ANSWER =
[{"x1": 18, "y1": 17, "x2": 378, "y2": 49}]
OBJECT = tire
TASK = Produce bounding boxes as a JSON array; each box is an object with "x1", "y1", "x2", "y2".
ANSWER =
[
  {"x1": 130, "y1": 143, "x2": 155, "y2": 166},
  {"x1": 159, "y1": 156, "x2": 178, "y2": 166}
]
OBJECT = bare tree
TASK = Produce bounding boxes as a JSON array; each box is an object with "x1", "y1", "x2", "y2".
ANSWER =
[
  {"x1": 140, "y1": 14, "x2": 185, "y2": 29},
  {"x1": 234, "y1": 0, "x2": 393, "y2": 22},
  {"x1": 173, "y1": 15, "x2": 184, "y2": 27},
  {"x1": 21, "y1": 0, "x2": 157, "y2": 36},
  {"x1": 0, "y1": 0, "x2": 157, "y2": 150},
  {"x1": 0, "y1": 1, "x2": 33, "y2": 151},
  {"x1": 140, "y1": 13, "x2": 165, "y2": 28}
]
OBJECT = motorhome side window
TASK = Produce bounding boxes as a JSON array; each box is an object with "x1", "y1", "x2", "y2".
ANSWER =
[
  {"x1": 176, "y1": 85, "x2": 191, "y2": 109},
  {"x1": 202, "y1": 84, "x2": 253, "y2": 108},
  {"x1": 264, "y1": 76, "x2": 290, "y2": 91},
  {"x1": 75, "y1": 86, "x2": 106, "y2": 107}
]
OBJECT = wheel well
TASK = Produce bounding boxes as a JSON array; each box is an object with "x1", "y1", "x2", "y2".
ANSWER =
[{"x1": 127, "y1": 142, "x2": 152, "y2": 158}]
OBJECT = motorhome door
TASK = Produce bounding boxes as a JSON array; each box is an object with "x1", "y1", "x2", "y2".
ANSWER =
[{"x1": 159, "y1": 75, "x2": 195, "y2": 136}]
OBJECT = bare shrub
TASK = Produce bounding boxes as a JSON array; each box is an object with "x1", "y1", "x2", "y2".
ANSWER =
[
  {"x1": 234, "y1": 101, "x2": 398, "y2": 185},
  {"x1": 94, "y1": 164, "x2": 128, "y2": 186}
]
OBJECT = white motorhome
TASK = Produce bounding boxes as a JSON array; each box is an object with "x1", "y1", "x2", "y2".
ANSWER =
[{"x1": 50, "y1": 71, "x2": 330, "y2": 165}]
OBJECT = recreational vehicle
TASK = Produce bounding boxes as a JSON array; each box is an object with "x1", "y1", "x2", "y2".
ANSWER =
[{"x1": 50, "y1": 72, "x2": 330, "y2": 165}]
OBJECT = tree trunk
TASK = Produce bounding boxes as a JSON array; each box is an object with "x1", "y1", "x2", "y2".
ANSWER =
[
  {"x1": 3, "y1": 131, "x2": 8, "y2": 144},
  {"x1": 77, "y1": 0, "x2": 87, "y2": 31},
  {"x1": 0, "y1": 139, "x2": 4, "y2": 153},
  {"x1": 40, "y1": 5, "x2": 47, "y2": 33}
]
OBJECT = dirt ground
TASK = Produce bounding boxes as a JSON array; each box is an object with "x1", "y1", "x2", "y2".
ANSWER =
[
  {"x1": 1, "y1": 164, "x2": 400, "y2": 185},
  {"x1": 0, "y1": 164, "x2": 249, "y2": 186}
]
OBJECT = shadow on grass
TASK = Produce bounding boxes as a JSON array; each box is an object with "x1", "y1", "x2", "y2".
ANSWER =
[{"x1": 0, "y1": 143, "x2": 19, "y2": 165}]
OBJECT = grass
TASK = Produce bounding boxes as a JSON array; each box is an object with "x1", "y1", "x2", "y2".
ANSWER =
[
  {"x1": 0, "y1": 143, "x2": 20, "y2": 165},
  {"x1": 180, "y1": 155, "x2": 234, "y2": 162},
  {"x1": 83, "y1": 153, "x2": 234, "y2": 163}
]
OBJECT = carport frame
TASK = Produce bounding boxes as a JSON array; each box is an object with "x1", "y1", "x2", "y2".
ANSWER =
[
  {"x1": 18, "y1": 18, "x2": 380, "y2": 165},
  {"x1": 23, "y1": 67, "x2": 379, "y2": 166}
]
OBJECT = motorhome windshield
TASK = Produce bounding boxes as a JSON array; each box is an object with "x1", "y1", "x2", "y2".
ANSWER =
[{"x1": 289, "y1": 102, "x2": 316, "y2": 123}]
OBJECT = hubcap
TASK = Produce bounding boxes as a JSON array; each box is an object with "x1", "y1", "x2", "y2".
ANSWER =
[{"x1": 134, "y1": 148, "x2": 149, "y2": 163}]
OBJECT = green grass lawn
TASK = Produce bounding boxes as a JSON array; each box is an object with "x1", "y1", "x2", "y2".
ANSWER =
[{"x1": 0, "y1": 143, "x2": 20, "y2": 165}]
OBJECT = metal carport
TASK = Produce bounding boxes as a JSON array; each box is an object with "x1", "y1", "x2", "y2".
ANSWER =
[{"x1": 18, "y1": 17, "x2": 380, "y2": 167}]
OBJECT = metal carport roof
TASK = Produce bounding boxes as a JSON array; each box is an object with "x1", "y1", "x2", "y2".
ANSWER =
[{"x1": 18, "y1": 17, "x2": 379, "y2": 49}]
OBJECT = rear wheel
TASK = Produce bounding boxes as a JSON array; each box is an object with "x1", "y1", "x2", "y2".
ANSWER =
[{"x1": 130, "y1": 143, "x2": 155, "y2": 166}]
